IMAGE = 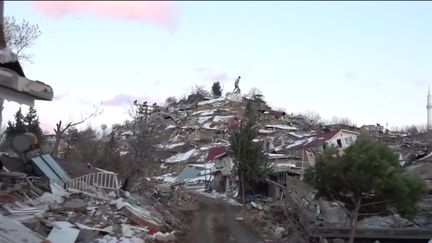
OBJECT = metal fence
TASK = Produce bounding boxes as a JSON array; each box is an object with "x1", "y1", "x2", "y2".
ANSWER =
[{"x1": 65, "y1": 172, "x2": 120, "y2": 195}]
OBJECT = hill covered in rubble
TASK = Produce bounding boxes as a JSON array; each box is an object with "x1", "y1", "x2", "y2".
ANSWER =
[{"x1": 111, "y1": 90, "x2": 327, "y2": 181}]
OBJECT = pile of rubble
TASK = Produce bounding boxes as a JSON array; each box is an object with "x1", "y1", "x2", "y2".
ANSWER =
[{"x1": 0, "y1": 170, "x2": 182, "y2": 243}]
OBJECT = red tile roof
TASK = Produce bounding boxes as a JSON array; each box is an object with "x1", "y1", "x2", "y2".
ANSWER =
[
  {"x1": 206, "y1": 146, "x2": 226, "y2": 161},
  {"x1": 304, "y1": 131, "x2": 338, "y2": 148}
]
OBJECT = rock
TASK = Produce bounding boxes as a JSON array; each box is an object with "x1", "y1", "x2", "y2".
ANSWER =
[{"x1": 63, "y1": 198, "x2": 87, "y2": 212}]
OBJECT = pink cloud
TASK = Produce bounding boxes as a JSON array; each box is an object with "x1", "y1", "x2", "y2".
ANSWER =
[
  {"x1": 40, "y1": 121, "x2": 56, "y2": 133},
  {"x1": 32, "y1": 1, "x2": 181, "y2": 33}
]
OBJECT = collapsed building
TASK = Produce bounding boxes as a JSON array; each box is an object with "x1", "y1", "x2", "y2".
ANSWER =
[{"x1": 0, "y1": 132, "x2": 183, "y2": 242}]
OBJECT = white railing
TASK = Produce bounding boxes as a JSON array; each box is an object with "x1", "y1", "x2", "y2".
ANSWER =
[{"x1": 65, "y1": 172, "x2": 121, "y2": 195}]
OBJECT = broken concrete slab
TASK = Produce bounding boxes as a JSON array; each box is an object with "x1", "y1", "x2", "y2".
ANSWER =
[
  {"x1": 0, "y1": 214, "x2": 45, "y2": 243},
  {"x1": 47, "y1": 221, "x2": 80, "y2": 243},
  {"x1": 63, "y1": 198, "x2": 87, "y2": 212},
  {"x1": 225, "y1": 92, "x2": 243, "y2": 102},
  {"x1": 75, "y1": 222, "x2": 114, "y2": 235},
  {"x1": 121, "y1": 206, "x2": 161, "y2": 234}
]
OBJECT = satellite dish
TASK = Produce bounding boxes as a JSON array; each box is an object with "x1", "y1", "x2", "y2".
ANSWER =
[{"x1": 12, "y1": 133, "x2": 38, "y2": 152}]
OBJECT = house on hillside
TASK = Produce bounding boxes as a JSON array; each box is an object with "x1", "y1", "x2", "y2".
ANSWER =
[
  {"x1": 257, "y1": 109, "x2": 287, "y2": 122},
  {"x1": 208, "y1": 146, "x2": 236, "y2": 192},
  {"x1": 266, "y1": 153, "x2": 303, "y2": 199},
  {"x1": 287, "y1": 129, "x2": 360, "y2": 166},
  {"x1": 360, "y1": 124, "x2": 384, "y2": 134}
]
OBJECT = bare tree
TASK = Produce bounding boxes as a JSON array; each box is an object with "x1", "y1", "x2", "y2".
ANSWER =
[
  {"x1": 4, "y1": 16, "x2": 41, "y2": 62},
  {"x1": 302, "y1": 110, "x2": 322, "y2": 126},
  {"x1": 192, "y1": 85, "x2": 211, "y2": 99},
  {"x1": 165, "y1": 96, "x2": 177, "y2": 106},
  {"x1": 247, "y1": 87, "x2": 264, "y2": 100},
  {"x1": 330, "y1": 116, "x2": 353, "y2": 126},
  {"x1": 126, "y1": 101, "x2": 163, "y2": 177},
  {"x1": 52, "y1": 105, "x2": 102, "y2": 158},
  {"x1": 402, "y1": 124, "x2": 428, "y2": 136}
]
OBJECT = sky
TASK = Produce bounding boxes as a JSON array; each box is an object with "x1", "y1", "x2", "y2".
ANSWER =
[{"x1": 3, "y1": 1, "x2": 432, "y2": 133}]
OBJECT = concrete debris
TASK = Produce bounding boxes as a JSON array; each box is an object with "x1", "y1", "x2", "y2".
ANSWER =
[
  {"x1": 47, "y1": 221, "x2": 80, "y2": 243},
  {"x1": 63, "y1": 198, "x2": 87, "y2": 212},
  {"x1": 165, "y1": 149, "x2": 196, "y2": 163},
  {"x1": 250, "y1": 201, "x2": 263, "y2": 210},
  {"x1": 0, "y1": 214, "x2": 45, "y2": 243},
  {"x1": 0, "y1": 165, "x2": 185, "y2": 243},
  {"x1": 152, "y1": 231, "x2": 177, "y2": 242}
]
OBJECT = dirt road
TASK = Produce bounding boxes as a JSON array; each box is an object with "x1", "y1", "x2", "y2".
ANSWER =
[{"x1": 184, "y1": 195, "x2": 264, "y2": 243}]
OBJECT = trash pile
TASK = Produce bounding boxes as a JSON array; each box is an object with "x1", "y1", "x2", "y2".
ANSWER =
[{"x1": 0, "y1": 170, "x2": 180, "y2": 243}]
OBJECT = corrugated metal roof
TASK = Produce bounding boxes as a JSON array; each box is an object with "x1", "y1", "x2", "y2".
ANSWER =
[
  {"x1": 31, "y1": 154, "x2": 70, "y2": 182},
  {"x1": 176, "y1": 165, "x2": 203, "y2": 182},
  {"x1": 41, "y1": 154, "x2": 70, "y2": 181}
]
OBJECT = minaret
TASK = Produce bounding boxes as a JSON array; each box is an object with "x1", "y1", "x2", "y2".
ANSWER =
[{"x1": 427, "y1": 85, "x2": 432, "y2": 130}]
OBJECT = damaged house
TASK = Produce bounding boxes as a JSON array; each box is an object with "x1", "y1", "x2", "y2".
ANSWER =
[
  {"x1": 266, "y1": 153, "x2": 303, "y2": 199},
  {"x1": 207, "y1": 146, "x2": 236, "y2": 193},
  {"x1": 287, "y1": 129, "x2": 360, "y2": 167}
]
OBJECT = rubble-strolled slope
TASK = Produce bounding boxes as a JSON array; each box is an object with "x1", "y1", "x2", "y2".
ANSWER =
[{"x1": 133, "y1": 93, "x2": 322, "y2": 183}]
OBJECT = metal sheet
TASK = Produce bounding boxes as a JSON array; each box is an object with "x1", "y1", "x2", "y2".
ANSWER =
[
  {"x1": 41, "y1": 154, "x2": 70, "y2": 181},
  {"x1": 176, "y1": 165, "x2": 202, "y2": 182},
  {"x1": 31, "y1": 156, "x2": 62, "y2": 181}
]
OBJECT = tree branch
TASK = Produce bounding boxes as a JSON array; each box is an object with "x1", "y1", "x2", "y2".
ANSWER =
[
  {"x1": 51, "y1": 105, "x2": 102, "y2": 157},
  {"x1": 360, "y1": 200, "x2": 390, "y2": 207},
  {"x1": 325, "y1": 186, "x2": 352, "y2": 216},
  {"x1": 357, "y1": 212, "x2": 382, "y2": 216}
]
